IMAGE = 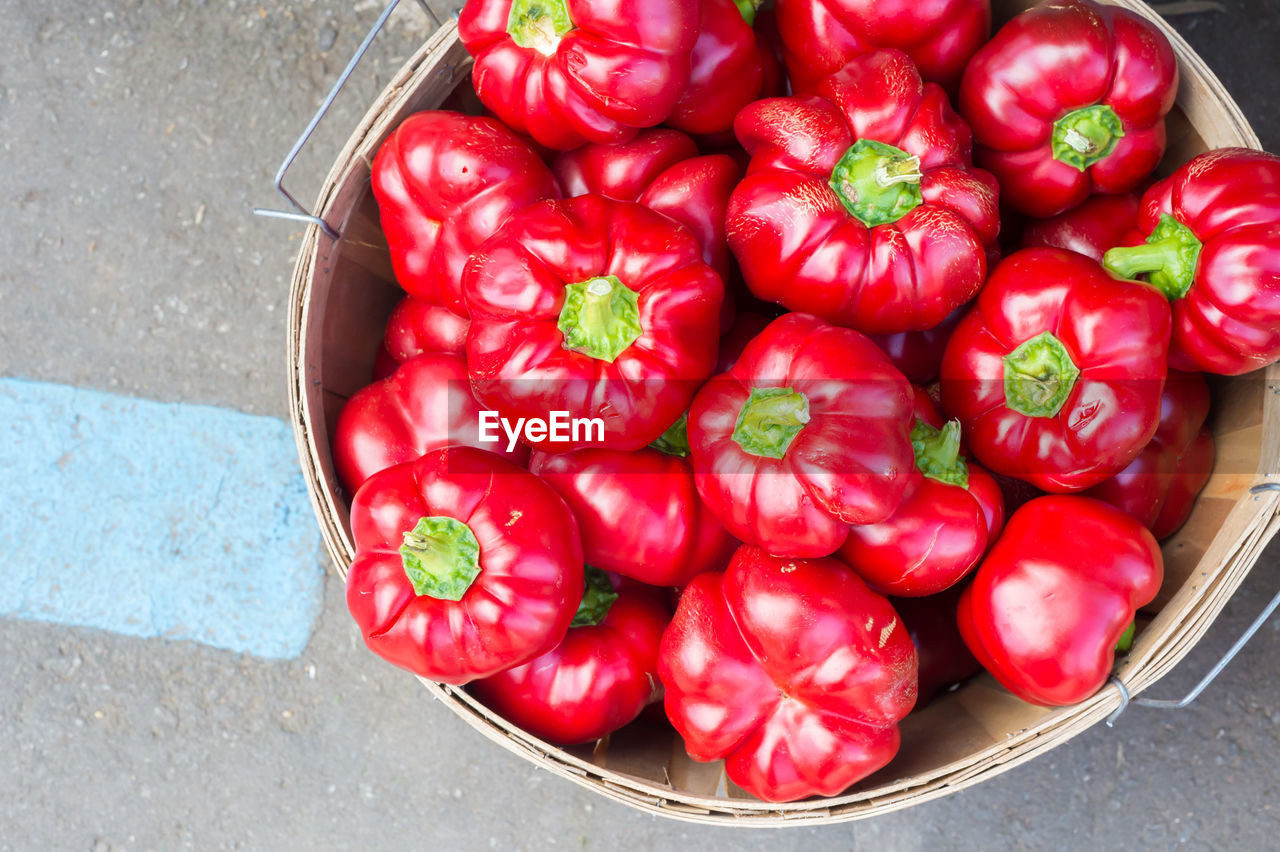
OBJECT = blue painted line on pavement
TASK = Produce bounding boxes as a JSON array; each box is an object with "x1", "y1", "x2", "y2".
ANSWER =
[{"x1": 0, "y1": 377, "x2": 324, "y2": 659}]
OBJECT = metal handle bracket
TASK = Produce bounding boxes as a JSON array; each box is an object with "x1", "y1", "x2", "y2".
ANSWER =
[{"x1": 252, "y1": 0, "x2": 441, "y2": 238}]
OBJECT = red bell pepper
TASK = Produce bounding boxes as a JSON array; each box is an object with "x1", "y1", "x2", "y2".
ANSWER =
[
  {"x1": 370, "y1": 111, "x2": 558, "y2": 315},
  {"x1": 464, "y1": 195, "x2": 723, "y2": 452},
  {"x1": 957, "y1": 495, "x2": 1163, "y2": 706},
  {"x1": 774, "y1": 0, "x2": 989, "y2": 94},
  {"x1": 688, "y1": 313, "x2": 915, "y2": 557},
  {"x1": 458, "y1": 0, "x2": 698, "y2": 150},
  {"x1": 383, "y1": 296, "x2": 470, "y2": 363},
  {"x1": 660, "y1": 545, "x2": 918, "y2": 802},
  {"x1": 471, "y1": 567, "x2": 668, "y2": 744},
  {"x1": 528, "y1": 426, "x2": 737, "y2": 586},
  {"x1": 374, "y1": 297, "x2": 471, "y2": 380},
  {"x1": 940, "y1": 247, "x2": 1171, "y2": 492},
  {"x1": 838, "y1": 390, "x2": 1003, "y2": 597},
  {"x1": 728, "y1": 49, "x2": 999, "y2": 334},
  {"x1": 333, "y1": 354, "x2": 529, "y2": 494},
  {"x1": 1102, "y1": 148, "x2": 1280, "y2": 375},
  {"x1": 1084, "y1": 370, "x2": 1214, "y2": 540},
  {"x1": 345, "y1": 447, "x2": 584, "y2": 684},
  {"x1": 551, "y1": 130, "x2": 741, "y2": 287},
  {"x1": 959, "y1": 0, "x2": 1178, "y2": 218},
  {"x1": 1021, "y1": 192, "x2": 1143, "y2": 262},
  {"x1": 893, "y1": 588, "x2": 981, "y2": 706},
  {"x1": 866, "y1": 305, "x2": 966, "y2": 386},
  {"x1": 664, "y1": 0, "x2": 764, "y2": 136}
]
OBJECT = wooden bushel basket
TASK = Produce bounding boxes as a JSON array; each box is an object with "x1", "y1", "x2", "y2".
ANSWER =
[{"x1": 285, "y1": 0, "x2": 1280, "y2": 825}]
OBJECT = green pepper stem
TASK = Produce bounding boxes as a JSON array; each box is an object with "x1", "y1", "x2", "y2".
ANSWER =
[
  {"x1": 650, "y1": 412, "x2": 690, "y2": 458},
  {"x1": 399, "y1": 516, "x2": 482, "y2": 602},
  {"x1": 1103, "y1": 214, "x2": 1202, "y2": 301},
  {"x1": 911, "y1": 418, "x2": 969, "y2": 489},
  {"x1": 557, "y1": 274, "x2": 643, "y2": 363},
  {"x1": 1116, "y1": 620, "x2": 1137, "y2": 654},
  {"x1": 507, "y1": 0, "x2": 574, "y2": 56},
  {"x1": 570, "y1": 566, "x2": 619, "y2": 628},
  {"x1": 731, "y1": 0, "x2": 764, "y2": 25},
  {"x1": 1003, "y1": 331, "x2": 1081, "y2": 419},
  {"x1": 1051, "y1": 105, "x2": 1125, "y2": 171},
  {"x1": 828, "y1": 139, "x2": 925, "y2": 227},
  {"x1": 732, "y1": 387, "x2": 810, "y2": 460}
]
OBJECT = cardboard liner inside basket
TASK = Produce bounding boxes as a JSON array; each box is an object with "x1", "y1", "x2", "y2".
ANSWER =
[{"x1": 285, "y1": 1, "x2": 1280, "y2": 825}]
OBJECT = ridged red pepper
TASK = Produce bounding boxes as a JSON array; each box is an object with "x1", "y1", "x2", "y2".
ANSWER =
[
  {"x1": 471, "y1": 568, "x2": 669, "y2": 744},
  {"x1": 370, "y1": 111, "x2": 558, "y2": 314},
  {"x1": 665, "y1": 0, "x2": 765, "y2": 136},
  {"x1": 1021, "y1": 192, "x2": 1143, "y2": 262},
  {"x1": 957, "y1": 495, "x2": 1162, "y2": 706},
  {"x1": 688, "y1": 313, "x2": 915, "y2": 557},
  {"x1": 839, "y1": 390, "x2": 1003, "y2": 597},
  {"x1": 728, "y1": 49, "x2": 999, "y2": 334},
  {"x1": 940, "y1": 248, "x2": 1171, "y2": 492},
  {"x1": 959, "y1": 0, "x2": 1177, "y2": 218},
  {"x1": 660, "y1": 545, "x2": 918, "y2": 802},
  {"x1": 1102, "y1": 148, "x2": 1280, "y2": 375},
  {"x1": 464, "y1": 195, "x2": 723, "y2": 452},
  {"x1": 774, "y1": 0, "x2": 989, "y2": 94},
  {"x1": 552, "y1": 130, "x2": 741, "y2": 286},
  {"x1": 528, "y1": 424, "x2": 737, "y2": 586},
  {"x1": 1084, "y1": 370, "x2": 1214, "y2": 540},
  {"x1": 345, "y1": 448, "x2": 584, "y2": 684},
  {"x1": 382, "y1": 296, "x2": 470, "y2": 362},
  {"x1": 333, "y1": 354, "x2": 528, "y2": 494},
  {"x1": 458, "y1": 0, "x2": 699, "y2": 150},
  {"x1": 374, "y1": 297, "x2": 471, "y2": 380}
]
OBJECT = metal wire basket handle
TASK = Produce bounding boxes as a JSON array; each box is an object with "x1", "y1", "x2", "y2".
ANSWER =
[{"x1": 252, "y1": 0, "x2": 441, "y2": 238}]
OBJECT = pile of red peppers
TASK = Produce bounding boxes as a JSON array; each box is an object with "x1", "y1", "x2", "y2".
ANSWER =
[{"x1": 330, "y1": 0, "x2": 1280, "y2": 804}]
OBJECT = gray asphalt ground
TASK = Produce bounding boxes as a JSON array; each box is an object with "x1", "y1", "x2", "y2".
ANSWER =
[{"x1": 3, "y1": 0, "x2": 1280, "y2": 849}]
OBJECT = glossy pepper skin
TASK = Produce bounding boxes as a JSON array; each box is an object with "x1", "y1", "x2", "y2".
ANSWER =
[
  {"x1": 957, "y1": 495, "x2": 1162, "y2": 706},
  {"x1": 464, "y1": 195, "x2": 723, "y2": 452},
  {"x1": 345, "y1": 447, "x2": 584, "y2": 685},
  {"x1": 688, "y1": 313, "x2": 915, "y2": 558},
  {"x1": 1021, "y1": 192, "x2": 1143, "y2": 262},
  {"x1": 1102, "y1": 148, "x2": 1280, "y2": 375},
  {"x1": 552, "y1": 130, "x2": 742, "y2": 286},
  {"x1": 660, "y1": 546, "x2": 918, "y2": 802},
  {"x1": 1085, "y1": 370, "x2": 1214, "y2": 540},
  {"x1": 666, "y1": 0, "x2": 764, "y2": 136},
  {"x1": 382, "y1": 296, "x2": 470, "y2": 363},
  {"x1": 839, "y1": 390, "x2": 1004, "y2": 597},
  {"x1": 370, "y1": 111, "x2": 558, "y2": 315},
  {"x1": 458, "y1": 0, "x2": 698, "y2": 150},
  {"x1": 940, "y1": 247, "x2": 1171, "y2": 493},
  {"x1": 774, "y1": 0, "x2": 989, "y2": 94},
  {"x1": 471, "y1": 568, "x2": 669, "y2": 744},
  {"x1": 528, "y1": 435, "x2": 737, "y2": 587},
  {"x1": 373, "y1": 297, "x2": 471, "y2": 380},
  {"x1": 959, "y1": 0, "x2": 1177, "y2": 218},
  {"x1": 333, "y1": 354, "x2": 529, "y2": 494},
  {"x1": 728, "y1": 49, "x2": 1000, "y2": 335}
]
